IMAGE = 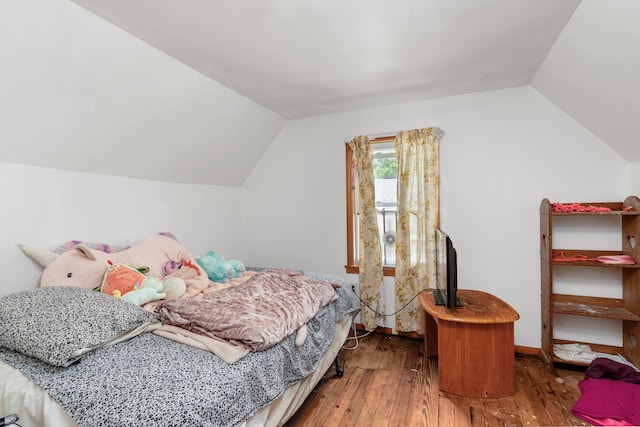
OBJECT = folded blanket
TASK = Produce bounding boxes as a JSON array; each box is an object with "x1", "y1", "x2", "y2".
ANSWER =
[
  {"x1": 572, "y1": 358, "x2": 640, "y2": 426},
  {"x1": 154, "y1": 269, "x2": 339, "y2": 361},
  {"x1": 153, "y1": 324, "x2": 249, "y2": 364},
  {"x1": 572, "y1": 378, "x2": 640, "y2": 426}
]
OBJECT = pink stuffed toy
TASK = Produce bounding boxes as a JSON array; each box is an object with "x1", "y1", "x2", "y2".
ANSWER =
[{"x1": 20, "y1": 235, "x2": 194, "y2": 291}]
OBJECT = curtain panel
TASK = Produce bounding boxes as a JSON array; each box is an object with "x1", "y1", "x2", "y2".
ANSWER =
[
  {"x1": 394, "y1": 128, "x2": 441, "y2": 334},
  {"x1": 348, "y1": 136, "x2": 383, "y2": 331}
]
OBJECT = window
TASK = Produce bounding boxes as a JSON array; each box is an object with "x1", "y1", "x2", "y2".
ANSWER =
[
  {"x1": 346, "y1": 127, "x2": 442, "y2": 333},
  {"x1": 345, "y1": 136, "x2": 398, "y2": 276}
]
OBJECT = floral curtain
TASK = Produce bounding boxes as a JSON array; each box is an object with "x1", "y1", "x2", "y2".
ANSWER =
[
  {"x1": 394, "y1": 128, "x2": 441, "y2": 334},
  {"x1": 348, "y1": 135, "x2": 383, "y2": 331}
]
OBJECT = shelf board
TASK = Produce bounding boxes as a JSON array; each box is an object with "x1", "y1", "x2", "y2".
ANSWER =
[
  {"x1": 553, "y1": 294, "x2": 640, "y2": 321},
  {"x1": 552, "y1": 260, "x2": 640, "y2": 268},
  {"x1": 551, "y1": 210, "x2": 640, "y2": 216},
  {"x1": 551, "y1": 249, "x2": 640, "y2": 268},
  {"x1": 552, "y1": 339, "x2": 622, "y2": 354},
  {"x1": 550, "y1": 339, "x2": 623, "y2": 367},
  {"x1": 547, "y1": 200, "x2": 639, "y2": 216},
  {"x1": 551, "y1": 357, "x2": 590, "y2": 367}
]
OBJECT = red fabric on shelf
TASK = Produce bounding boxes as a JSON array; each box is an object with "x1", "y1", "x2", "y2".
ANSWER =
[{"x1": 552, "y1": 202, "x2": 612, "y2": 213}]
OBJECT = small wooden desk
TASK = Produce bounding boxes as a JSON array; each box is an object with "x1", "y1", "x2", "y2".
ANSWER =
[{"x1": 418, "y1": 289, "x2": 520, "y2": 398}]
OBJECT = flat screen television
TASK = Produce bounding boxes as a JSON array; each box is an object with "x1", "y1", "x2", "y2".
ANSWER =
[{"x1": 434, "y1": 228, "x2": 461, "y2": 308}]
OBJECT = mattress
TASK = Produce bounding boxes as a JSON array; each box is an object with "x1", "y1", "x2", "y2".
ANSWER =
[
  {"x1": 0, "y1": 315, "x2": 353, "y2": 427},
  {"x1": 0, "y1": 274, "x2": 357, "y2": 427}
]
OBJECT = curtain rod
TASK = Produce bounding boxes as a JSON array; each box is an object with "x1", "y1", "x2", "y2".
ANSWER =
[
  {"x1": 343, "y1": 127, "x2": 444, "y2": 143},
  {"x1": 343, "y1": 132, "x2": 394, "y2": 143}
]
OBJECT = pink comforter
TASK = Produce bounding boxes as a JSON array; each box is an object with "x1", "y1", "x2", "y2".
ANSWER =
[{"x1": 154, "y1": 269, "x2": 339, "y2": 353}]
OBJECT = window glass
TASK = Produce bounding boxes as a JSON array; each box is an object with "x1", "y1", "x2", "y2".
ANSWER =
[
  {"x1": 346, "y1": 130, "x2": 441, "y2": 277},
  {"x1": 348, "y1": 139, "x2": 398, "y2": 272},
  {"x1": 372, "y1": 142, "x2": 397, "y2": 266}
]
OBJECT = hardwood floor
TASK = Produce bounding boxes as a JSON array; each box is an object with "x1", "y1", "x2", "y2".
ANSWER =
[{"x1": 285, "y1": 333, "x2": 589, "y2": 427}]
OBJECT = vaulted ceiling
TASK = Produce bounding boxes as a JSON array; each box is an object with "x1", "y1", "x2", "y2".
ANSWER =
[
  {"x1": 70, "y1": 0, "x2": 580, "y2": 120},
  {"x1": 68, "y1": 0, "x2": 640, "y2": 163},
  {"x1": 3, "y1": 1, "x2": 640, "y2": 185}
]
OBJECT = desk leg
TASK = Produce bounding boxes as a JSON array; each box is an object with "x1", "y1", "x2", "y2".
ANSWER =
[{"x1": 424, "y1": 312, "x2": 438, "y2": 357}]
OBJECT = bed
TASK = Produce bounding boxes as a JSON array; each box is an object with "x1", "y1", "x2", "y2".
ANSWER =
[{"x1": 0, "y1": 270, "x2": 360, "y2": 427}]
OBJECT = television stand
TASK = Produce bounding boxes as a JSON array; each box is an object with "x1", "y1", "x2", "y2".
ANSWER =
[{"x1": 418, "y1": 289, "x2": 520, "y2": 398}]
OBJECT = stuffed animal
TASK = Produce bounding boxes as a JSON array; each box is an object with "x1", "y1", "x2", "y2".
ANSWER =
[
  {"x1": 120, "y1": 277, "x2": 166, "y2": 305},
  {"x1": 162, "y1": 277, "x2": 188, "y2": 299},
  {"x1": 100, "y1": 262, "x2": 149, "y2": 297},
  {"x1": 163, "y1": 259, "x2": 181, "y2": 276},
  {"x1": 98, "y1": 262, "x2": 186, "y2": 306},
  {"x1": 53, "y1": 240, "x2": 131, "y2": 255},
  {"x1": 196, "y1": 250, "x2": 246, "y2": 283},
  {"x1": 196, "y1": 251, "x2": 233, "y2": 283},
  {"x1": 20, "y1": 235, "x2": 193, "y2": 290},
  {"x1": 227, "y1": 259, "x2": 246, "y2": 278},
  {"x1": 195, "y1": 251, "x2": 246, "y2": 282}
]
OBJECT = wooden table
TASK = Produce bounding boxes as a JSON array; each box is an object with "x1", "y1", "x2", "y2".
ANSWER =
[{"x1": 418, "y1": 289, "x2": 520, "y2": 398}]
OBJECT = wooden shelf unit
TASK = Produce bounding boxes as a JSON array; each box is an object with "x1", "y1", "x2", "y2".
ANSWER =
[{"x1": 540, "y1": 196, "x2": 640, "y2": 370}]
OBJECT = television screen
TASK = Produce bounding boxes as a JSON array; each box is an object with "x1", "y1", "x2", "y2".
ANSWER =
[{"x1": 434, "y1": 228, "x2": 460, "y2": 308}]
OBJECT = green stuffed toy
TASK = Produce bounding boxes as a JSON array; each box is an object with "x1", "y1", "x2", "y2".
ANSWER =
[
  {"x1": 227, "y1": 259, "x2": 246, "y2": 278},
  {"x1": 196, "y1": 250, "x2": 245, "y2": 283},
  {"x1": 120, "y1": 277, "x2": 166, "y2": 305}
]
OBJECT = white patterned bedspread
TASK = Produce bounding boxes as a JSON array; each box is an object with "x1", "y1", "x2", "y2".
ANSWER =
[{"x1": 0, "y1": 273, "x2": 359, "y2": 427}]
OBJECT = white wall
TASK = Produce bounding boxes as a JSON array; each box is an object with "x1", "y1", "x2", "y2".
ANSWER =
[
  {"x1": 631, "y1": 161, "x2": 640, "y2": 194},
  {"x1": 242, "y1": 85, "x2": 630, "y2": 348},
  {"x1": 2, "y1": 78, "x2": 629, "y2": 349},
  {"x1": 0, "y1": 0, "x2": 285, "y2": 187},
  {"x1": 0, "y1": 162, "x2": 243, "y2": 296}
]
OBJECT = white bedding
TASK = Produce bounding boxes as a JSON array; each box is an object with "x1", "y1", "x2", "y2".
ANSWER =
[
  {"x1": 0, "y1": 361, "x2": 78, "y2": 427},
  {"x1": 0, "y1": 315, "x2": 353, "y2": 427}
]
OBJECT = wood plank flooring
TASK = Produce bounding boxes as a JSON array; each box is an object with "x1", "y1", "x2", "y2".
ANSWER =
[{"x1": 284, "y1": 333, "x2": 588, "y2": 427}]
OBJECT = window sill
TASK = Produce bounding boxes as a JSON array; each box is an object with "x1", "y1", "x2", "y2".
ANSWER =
[{"x1": 345, "y1": 265, "x2": 396, "y2": 277}]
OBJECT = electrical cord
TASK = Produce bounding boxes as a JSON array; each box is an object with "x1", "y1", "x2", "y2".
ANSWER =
[
  {"x1": 351, "y1": 288, "x2": 420, "y2": 317},
  {"x1": 340, "y1": 288, "x2": 423, "y2": 350},
  {"x1": 340, "y1": 288, "x2": 420, "y2": 350},
  {"x1": 341, "y1": 322, "x2": 374, "y2": 350}
]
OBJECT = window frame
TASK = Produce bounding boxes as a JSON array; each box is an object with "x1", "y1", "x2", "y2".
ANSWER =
[{"x1": 345, "y1": 136, "x2": 397, "y2": 277}]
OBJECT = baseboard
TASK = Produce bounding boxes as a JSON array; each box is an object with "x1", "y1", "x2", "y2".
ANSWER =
[
  {"x1": 514, "y1": 345, "x2": 539, "y2": 357},
  {"x1": 353, "y1": 323, "x2": 393, "y2": 335},
  {"x1": 354, "y1": 323, "x2": 541, "y2": 357}
]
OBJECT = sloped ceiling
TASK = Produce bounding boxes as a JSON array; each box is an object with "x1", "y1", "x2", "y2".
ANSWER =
[
  {"x1": 69, "y1": 0, "x2": 581, "y2": 119},
  {"x1": 532, "y1": 0, "x2": 640, "y2": 163},
  {"x1": 71, "y1": 0, "x2": 640, "y2": 162},
  {"x1": 2, "y1": 0, "x2": 640, "y2": 186}
]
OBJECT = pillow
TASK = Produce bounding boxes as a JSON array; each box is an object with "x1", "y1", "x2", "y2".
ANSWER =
[{"x1": 0, "y1": 287, "x2": 160, "y2": 367}]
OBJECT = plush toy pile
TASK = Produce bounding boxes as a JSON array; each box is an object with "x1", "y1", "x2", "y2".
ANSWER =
[
  {"x1": 19, "y1": 234, "x2": 212, "y2": 306},
  {"x1": 99, "y1": 262, "x2": 186, "y2": 305},
  {"x1": 20, "y1": 234, "x2": 251, "y2": 306}
]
